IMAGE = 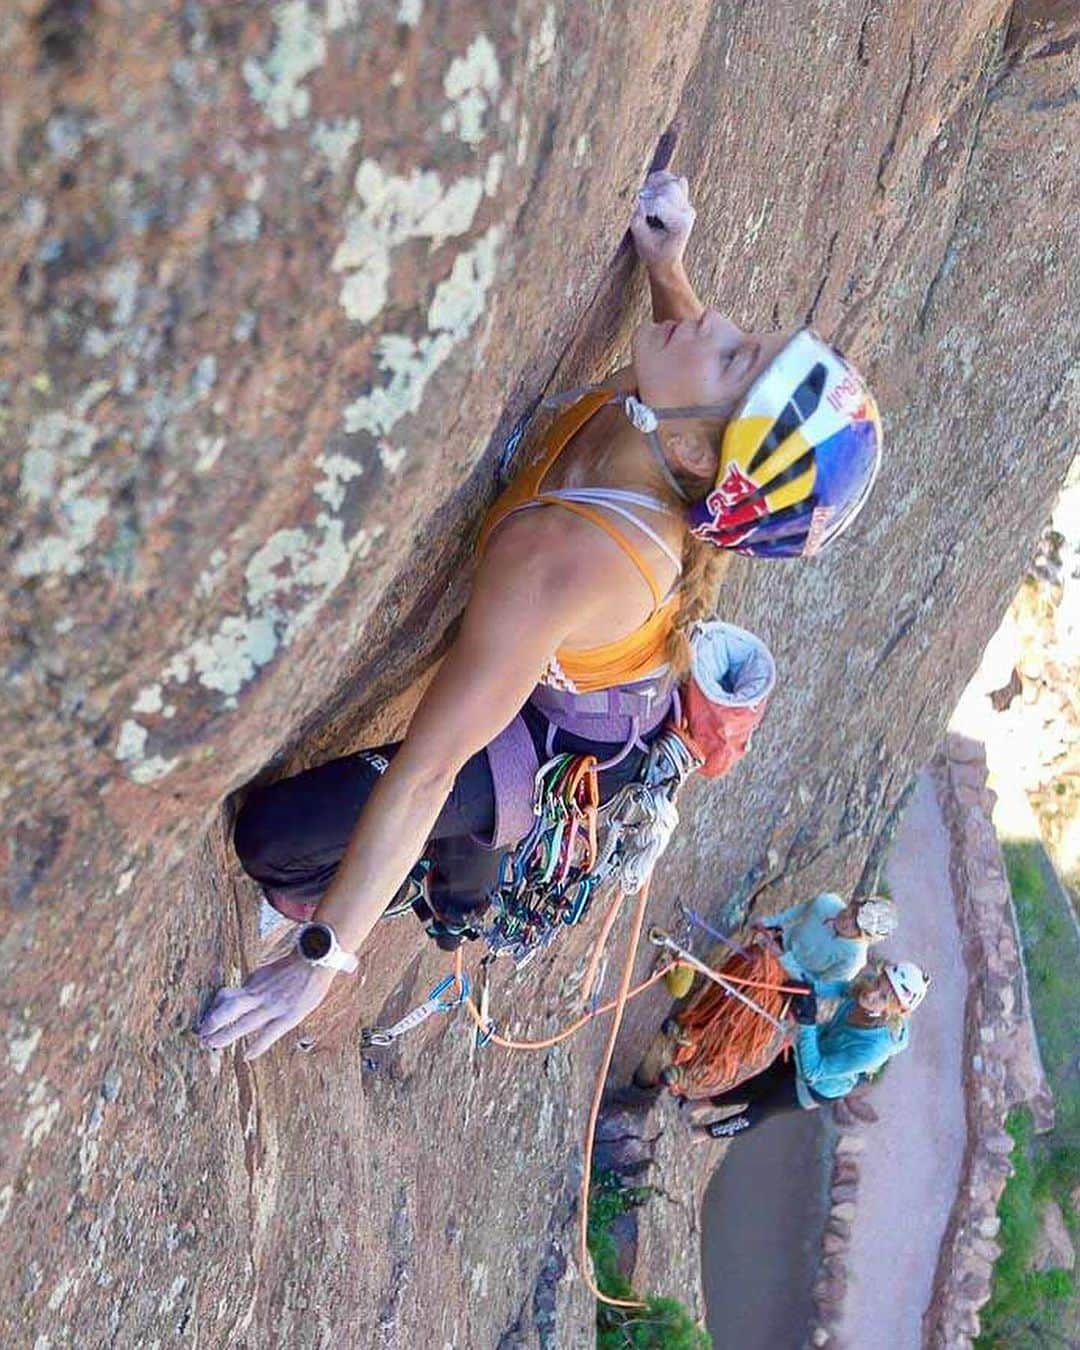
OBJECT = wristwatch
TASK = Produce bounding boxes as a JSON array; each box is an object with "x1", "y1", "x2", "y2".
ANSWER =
[{"x1": 295, "y1": 921, "x2": 359, "y2": 973}]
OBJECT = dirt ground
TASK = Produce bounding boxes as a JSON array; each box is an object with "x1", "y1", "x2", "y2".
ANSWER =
[{"x1": 835, "y1": 770, "x2": 969, "y2": 1347}]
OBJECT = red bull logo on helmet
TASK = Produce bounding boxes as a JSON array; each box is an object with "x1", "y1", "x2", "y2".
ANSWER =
[
  {"x1": 692, "y1": 462, "x2": 767, "y2": 547},
  {"x1": 826, "y1": 370, "x2": 865, "y2": 414},
  {"x1": 709, "y1": 462, "x2": 761, "y2": 512}
]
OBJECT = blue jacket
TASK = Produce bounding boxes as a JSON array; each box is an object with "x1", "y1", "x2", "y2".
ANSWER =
[
  {"x1": 768, "y1": 893, "x2": 868, "y2": 998},
  {"x1": 794, "y1": 997, "x2": 908, "y2": 1107}
]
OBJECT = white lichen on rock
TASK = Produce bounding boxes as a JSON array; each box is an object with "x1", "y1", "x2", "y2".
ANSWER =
[
  {"x1": 243, "y1": 1, "x2": 327, "y2": 130},
  {"x1": 314, "y1": 452, "x2": 365, "y2": 512},
  {"x1": 186, "y1": 613, "x2": 280, "y2": 696},
  {"x1": 311, "y1": 116, "x2": 362, "y2": 173},
  {"x1": 326, "y1": 0, "x2": 360, "y2": 30},
  {"x1": 8, "y1": 1026, "x2": 42, "y2": 1076},
  {"x1": 527, "y1": 6, "x2": 557, "y2": 72},
  {"x1": 114, "y1": 719, "x2": 179, "y2": 783},
  {"x1": 333, "y1": 160, "x2": 485, "y2": 323},
  {"x1": 441, "y1": 35, "x2": 500, "y2": 145},
  {"x1": 344, "y1": 225, "x2": 501, "y2": 438},
  {"x1": 22, "y1": 1082, "x2": 60, "y2": 1149},
  {"x1": 103, "y1": 260, "x2": 141, "y2": 326},
  {"x1": 132, "y1": 684, "x2": 164, "y2": 715}
]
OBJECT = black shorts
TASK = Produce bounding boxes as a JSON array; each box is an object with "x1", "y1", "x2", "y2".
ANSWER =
[{"x1": 233, "y1": 707, "x2": 652, "y2": 920}]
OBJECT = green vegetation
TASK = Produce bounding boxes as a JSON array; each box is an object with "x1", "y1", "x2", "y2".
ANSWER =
[
  {"x1": 588, "y1": 1170, "x2": 712, "y2": 1349},
  {"x1": 975, "y1": 842, "x2": 1080, "y2": 1350},
  {"x1": 976, "y1": 1110, "x2": 1076, "y2": 1348}
]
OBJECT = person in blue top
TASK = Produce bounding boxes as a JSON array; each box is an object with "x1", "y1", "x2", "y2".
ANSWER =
[
  {"x1": 757, "y1": 892, "x2": 899, "y2": 998},
  {"x1": 695, "y1": 960, "x2": 930, "y2": 1140}
]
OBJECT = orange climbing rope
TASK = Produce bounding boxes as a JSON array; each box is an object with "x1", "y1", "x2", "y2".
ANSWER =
[
  {"x1": 455, "y1": 946, "x2": 679, "y2": 1052},
  {"x1": 578, "y1": 878, "x2": 651, "y2": 1310},
  {"x1": 670, "y1": 942, "x2": 797, "y2": 1099},
  {"x1": 452, "y1": 877, "x2": 660, "y2": 1310}
]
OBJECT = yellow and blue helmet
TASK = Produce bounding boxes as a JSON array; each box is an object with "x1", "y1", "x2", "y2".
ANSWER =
[{"x1": 687, "y1": 330, "x2": 882, "y2": 558}]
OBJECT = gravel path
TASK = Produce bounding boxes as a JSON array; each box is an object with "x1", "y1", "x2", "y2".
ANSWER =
[{"x1": 835, "y1": 769, "x2": 968, "y2": 1348}]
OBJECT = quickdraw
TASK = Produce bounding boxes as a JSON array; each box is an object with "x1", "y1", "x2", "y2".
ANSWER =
[
  {"x1": 360, "y1": 971, "x2": 471, "y2": 1048},
  {"x1": 482, "y1": 752, "x2": 603, "y2": 965},
  {"x1": 482, "y1": 725, "x2": 701, "y2": 966}
]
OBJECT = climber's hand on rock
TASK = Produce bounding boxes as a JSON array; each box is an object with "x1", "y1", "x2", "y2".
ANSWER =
[
  {"x1": 630, "y1": 171, "x2": 696, "y2": 271},
  {"x1": 197, "y1": 951, "x2": 337, "y2": 1060}
]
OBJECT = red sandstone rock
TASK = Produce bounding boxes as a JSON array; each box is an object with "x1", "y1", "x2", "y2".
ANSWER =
[{"x1": 2, "y1": 1, "x2": 1078, "y2": 1343}]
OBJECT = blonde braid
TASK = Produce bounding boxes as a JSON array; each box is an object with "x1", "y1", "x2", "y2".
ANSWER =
[{"x1": 666, "y1": 531, "x2": 730, "y2": 679}]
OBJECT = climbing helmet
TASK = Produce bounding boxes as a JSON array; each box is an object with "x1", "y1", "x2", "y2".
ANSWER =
[{"x1": 687, "y1": 329, "x2": 882, "y2": 559}]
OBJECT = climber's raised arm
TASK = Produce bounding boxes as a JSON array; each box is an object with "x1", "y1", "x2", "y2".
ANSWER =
[{"x1": 631, "y1": 172, "x2": 706, "y2": 323}]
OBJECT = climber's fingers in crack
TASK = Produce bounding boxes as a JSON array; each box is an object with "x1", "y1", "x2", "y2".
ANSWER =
[
  {"x1": 197, "y1": 987, "x2": 263, "y2": 1041},
  {"x1": 196, "y1": 953, "x2": 308, "y2": 1041},
  {"x1": 630, "y1": 171, "x2": 695, "y2": 269},
  {"x1": 641, "y1": 169, "x2": 691, "y2": 200},
  {"x1": 629, "y1": 184, "x2": 696, "y2": 271}
]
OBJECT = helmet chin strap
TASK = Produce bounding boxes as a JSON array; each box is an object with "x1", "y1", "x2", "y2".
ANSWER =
[
  {"x1": 621, "y1": 395, "x2": 731, "y2": 506},
  {"x1": 530, "y1": 383, "x2": 730, "y2": 508}
]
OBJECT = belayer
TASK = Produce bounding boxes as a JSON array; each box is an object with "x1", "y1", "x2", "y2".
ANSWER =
[
  {"x1": 197, "y1": 171, "x2": 883, "y2": 1060},
  {"x1": 756, "y1": 891, "x2": 899, "y2": 997},
  {"x1": 695, "y1": 960, "x2": 930, "y2": 1140}
]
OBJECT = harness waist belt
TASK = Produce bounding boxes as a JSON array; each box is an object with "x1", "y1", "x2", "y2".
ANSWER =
[{"x1": 529, "y1": 672, "x2": 675, "y2": 743}]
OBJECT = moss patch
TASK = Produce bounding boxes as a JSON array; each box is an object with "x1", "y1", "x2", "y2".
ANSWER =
[{"x1": 588, "y1": 1170, "x2": 712, "y2": 1350}]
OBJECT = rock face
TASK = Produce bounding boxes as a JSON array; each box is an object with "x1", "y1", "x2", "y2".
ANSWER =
[
  {"x1": 593, "y1": 1094, "x2": 715, "y2": 1324},
  {"x1": 2, "y1": 2, "x2": 1078, "y2": 1346},
  {"x1": 1030, "y1": 1200, "x2": 1076, "y2": 1275}
]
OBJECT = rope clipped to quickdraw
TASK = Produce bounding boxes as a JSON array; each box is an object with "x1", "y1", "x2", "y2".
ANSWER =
[{"x1": 483, "y1": 725, "x2": 700, "y2": 966}]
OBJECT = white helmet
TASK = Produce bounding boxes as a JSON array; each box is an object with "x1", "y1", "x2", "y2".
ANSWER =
[
  {"x1": 855, "y1": 897, "x2": 899, "y2": 940},
  {"x1": 884, "y1": 961, "x2": 930, "y2": 1013}
]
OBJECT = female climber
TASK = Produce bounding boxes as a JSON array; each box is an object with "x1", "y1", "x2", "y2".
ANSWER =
[
  {"x1": 757, "y1": 891, "x2": 899, "y2": 997},
  {"x1": 694, "y1": 960, "x2": 930, "y2": 1140},
  {"x1": 197, "y1": 170, "x2": 883, "y2": 1060}
]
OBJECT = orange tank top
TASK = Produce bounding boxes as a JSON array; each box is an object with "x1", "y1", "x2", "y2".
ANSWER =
[{"x1": 478, "y1": 387, "x2": 681, "y2": 694}]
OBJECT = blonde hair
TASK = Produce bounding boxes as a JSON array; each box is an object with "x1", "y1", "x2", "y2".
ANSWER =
[
  {"x1": 666, "y1": 531, "x2": 730, "y2": 679},
  {"x1": 850, "y1": 958, "x2": 907, "y2": 1034}
]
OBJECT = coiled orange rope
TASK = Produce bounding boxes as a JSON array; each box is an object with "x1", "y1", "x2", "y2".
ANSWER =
[{"x1": 670, "y1": 944, "x2": 795, "y2": 1098}]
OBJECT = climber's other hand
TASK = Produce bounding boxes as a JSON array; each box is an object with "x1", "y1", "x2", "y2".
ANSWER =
[
  {"x1": 630, "y1": 171, "x2": 696, "y2": 271},
  {"x1": 196, "y1": 951, "x2": 337, "y2": 1060}
]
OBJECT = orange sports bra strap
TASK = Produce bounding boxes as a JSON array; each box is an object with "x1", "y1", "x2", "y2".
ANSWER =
[
  {"x1": 534, "y1": 495, "x2": 663, "y2": 608},
  {"x1": 531, "y1": 386, "x2": 616, "y2": 485}
]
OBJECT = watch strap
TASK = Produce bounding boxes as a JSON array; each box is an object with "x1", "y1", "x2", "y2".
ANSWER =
[{"x1": 296, "y1": 922, "x2": 359, "y2": 974}]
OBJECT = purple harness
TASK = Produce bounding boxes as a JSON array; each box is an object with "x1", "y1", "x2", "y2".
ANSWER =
[{"x1": 478, "y1": 672, "x2": 675, "y2": 849}]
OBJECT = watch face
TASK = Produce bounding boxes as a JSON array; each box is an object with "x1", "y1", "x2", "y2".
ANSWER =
[{"x1": 299, "y1": 924, "x2": 333, "y2": 961}]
